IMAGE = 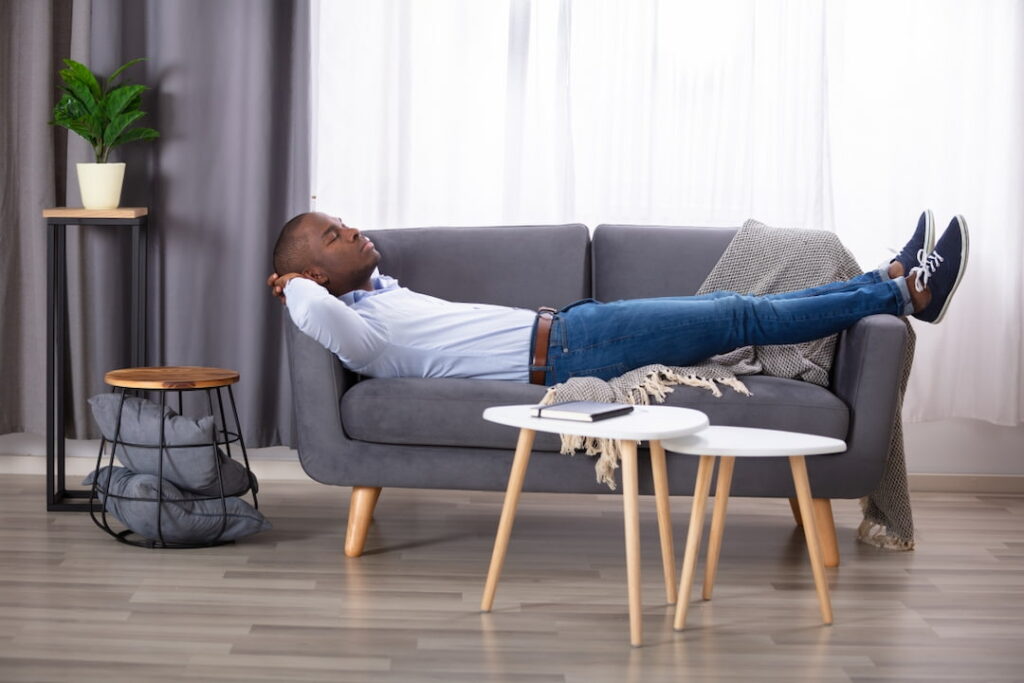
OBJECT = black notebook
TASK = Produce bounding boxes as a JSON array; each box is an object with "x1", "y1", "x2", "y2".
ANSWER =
[{"x1": 530, "y1": 401, "x2": 634, "y2": 422}]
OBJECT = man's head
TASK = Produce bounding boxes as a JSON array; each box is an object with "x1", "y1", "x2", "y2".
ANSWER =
[{"x1": 273, "y1": 212, "x2": 381, "y2": 295}]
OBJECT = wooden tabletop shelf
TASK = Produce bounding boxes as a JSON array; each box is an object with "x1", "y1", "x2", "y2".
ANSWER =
[
  {"x1": 43, "y1": 207, "x2": 149, "y2": 219},
  {"x1": 105, "y1": 366, "x2": 240, "y2": 390}
]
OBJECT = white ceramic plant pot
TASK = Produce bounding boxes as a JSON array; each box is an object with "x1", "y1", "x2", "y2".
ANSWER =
[{"x1": 76, "y1": 162, "x2": 126, "y2": 209}]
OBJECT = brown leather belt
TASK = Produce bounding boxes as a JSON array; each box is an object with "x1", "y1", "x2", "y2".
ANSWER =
[{"x1": 529, "y1": 307, "x2": 557, "y2": 385}]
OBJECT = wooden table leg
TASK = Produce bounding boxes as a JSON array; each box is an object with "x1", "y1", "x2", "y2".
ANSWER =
[
  {"x1": 789, "y1": 455, "x2": 833, "y2": 625},
  {"x1": 620, "y1": 440, "x2": 643, "y2": 647},
  {"x1": 481, "y1": 428, "x2": 536, "y2": 612},
  {"x1": 648, "y1": 440, "x2": 677, "y2": 604},
  {"x1": 703, "y1": 455, "x2": 735, "y2": 601},
  {"x1": 673, "y1": 455, "x2": 716, "y2": 631}
]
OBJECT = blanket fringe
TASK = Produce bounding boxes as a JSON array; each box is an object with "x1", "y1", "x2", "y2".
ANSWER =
[
  {"x1": 717, "y1": 376, "x2": 752, "y2": 396},
  {"x1": 542, "y1": 386, "x2": 627, "y2": 488},
  {"x1": 856, "y1": 518, "x2": 915, "y2": 551},
  {"x1": 656, "y1": 369, "x2": 721, "y2": 397},
  {"x1": 555, "y1": 433, "x2": 631, "y2": 489},
  {"x1": 857, "y1": 496, "x2": 915, "y2": 551}
]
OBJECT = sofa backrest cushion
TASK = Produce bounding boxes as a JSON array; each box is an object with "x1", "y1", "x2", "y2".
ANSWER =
[
  {"x1": 366, "y1": 224, "x2": 591, "y2": 310},
  {"x1": 592, "y1": 224, "x2": 737, "y2": 300}
]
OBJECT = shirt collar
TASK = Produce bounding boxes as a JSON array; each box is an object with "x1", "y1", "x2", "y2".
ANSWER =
[{"x1": 339, "y1": 272, "x2": 400, "y2": 305}]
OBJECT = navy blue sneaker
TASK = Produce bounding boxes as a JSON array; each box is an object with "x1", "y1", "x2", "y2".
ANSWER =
[
  {"x1": 912, "y1": 216, "x2": 970, "y2": 324},
  {"x1": 892, "y1": 210, "x2": 935, "y2": 275}
]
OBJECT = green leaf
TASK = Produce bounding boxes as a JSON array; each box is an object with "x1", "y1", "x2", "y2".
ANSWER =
[
  {"x1": 104, "y1": 85, "x2": 148, "y2": 118},
  {"x1": 52, "y1": 93, "x2": 84, "y2": 122},
  {"x1": 107, "y1": 57, "x2": 146, "y2": 85},
  {"x1": 103, "y1": 110, "x2": 146, "y2": 147},
  {"x1": 60, "y1": 80, "x2": 101, "y2": 118},
  {"x1": 60, "y1": 59, "x2": 101, "y2": 100},
  {"x1": 110, "y1": 126, "x2": 160, "y2": 148},
  {"x1": 50, "y1": 110, "x2": 75, "y2": 129},
  {"x1": 51, "y1": 99, "x2": 101, "y2": 146},
  {"x1": 60, "y1": 94, "x2": 104, "y2": 143},
  {"x1": 65, "y1": 120, "x2": 96, "y2": 143}
]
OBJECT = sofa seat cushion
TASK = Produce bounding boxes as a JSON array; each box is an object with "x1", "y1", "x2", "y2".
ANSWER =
[
  {"x1": 344, "y1": 378, "x2": 561, "y2": 454},
  {"x1": 342, "y1": 378, "x2": 562, "y2": 452},
  {"x1": 341, "y1": 375, "x2": 848, "y2": 451},
  {"x1": 657, "y1": 375, "x2": 848, "y2": 438}
]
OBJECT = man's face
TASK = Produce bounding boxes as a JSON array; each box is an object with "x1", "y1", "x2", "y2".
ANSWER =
[{"x1": 301, "y1": 213, "x2": 381, "y2": 295}]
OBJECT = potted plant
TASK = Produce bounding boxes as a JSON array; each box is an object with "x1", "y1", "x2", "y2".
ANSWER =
[{"x1": 50, "y1": 58, "x2": 160, "y2": 209}]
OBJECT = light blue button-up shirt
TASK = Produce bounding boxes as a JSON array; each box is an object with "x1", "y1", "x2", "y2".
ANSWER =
[{"x1": 284, "y1": 274, "x2": 535, "y2": 381}]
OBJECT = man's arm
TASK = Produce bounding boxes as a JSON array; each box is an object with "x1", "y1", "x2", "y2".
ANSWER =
[{"x1": 276, "y1": 276, "x2": 385, "y2": 370}]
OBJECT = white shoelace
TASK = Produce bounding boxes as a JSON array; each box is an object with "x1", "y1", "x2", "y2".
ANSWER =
[{"x1": 910, "y1": 248, "x2": 943, "y2": 292}]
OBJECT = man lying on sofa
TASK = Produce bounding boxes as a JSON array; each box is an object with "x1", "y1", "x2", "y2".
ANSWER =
[{"x1": 266, "y1": 211, "x2": 968, "y2": 387}]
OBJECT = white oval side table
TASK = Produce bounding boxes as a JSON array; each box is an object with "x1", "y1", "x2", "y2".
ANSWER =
[
  {"x1": 481, "y1": 404, "x2": 709, "y2": 647},
  {"x1": 660, "y1": 426, "x2": 846, "y2": 631}
]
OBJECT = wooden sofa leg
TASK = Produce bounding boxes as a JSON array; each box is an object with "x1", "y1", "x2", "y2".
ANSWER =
[
  {"x1": 790, "y1": 497, "x2": 839, "y2": 567},
  {"x1": 345, "y1": 486, "x2": 382, "y2": 557},
  {"x1": 812, "y1": 498, "x2": 839, "y2": 568},
  {"x1": 789, "y1": 497, "x2": 803, "y2": 526}
]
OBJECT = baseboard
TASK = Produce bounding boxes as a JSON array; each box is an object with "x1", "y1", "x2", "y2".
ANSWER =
[
  {"x1": 0, "y1": 432, "x2": 307, "y2": 480},
  {"x1": 908, "y1": 473, "x2": 1024, "y2": 494},
  {"x1": 0, "y1": 453, "x2": 309, "y2": 481}
]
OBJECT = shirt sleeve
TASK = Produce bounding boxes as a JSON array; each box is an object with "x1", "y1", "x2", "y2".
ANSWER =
[{"x1": 283, "y1": 278, "x2": 385, "y2": 369}]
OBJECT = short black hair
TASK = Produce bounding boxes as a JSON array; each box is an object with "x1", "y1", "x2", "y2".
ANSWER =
[{"x1": 273, "y1": 213, "x2": 315, "y2": 275}]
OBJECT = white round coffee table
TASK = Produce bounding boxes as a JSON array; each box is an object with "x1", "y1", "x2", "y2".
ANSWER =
[
  {"x1": 660, "y1": 426, "x2": 846, "y2": 631},
  {"x1": 481, "y1": 404, "x2": 709, "y2": 647}
]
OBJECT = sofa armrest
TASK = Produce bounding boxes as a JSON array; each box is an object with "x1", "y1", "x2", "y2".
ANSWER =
[
  {"x1": 829, "y1": 314, "x2": 909, "y2": 478},
  {"x1": 284, "y1": 315, "x2": 359, "y2": 483}
]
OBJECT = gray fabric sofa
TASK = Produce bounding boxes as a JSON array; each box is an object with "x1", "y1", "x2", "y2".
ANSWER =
[{"x1": 284, "y1": 223, "x2": 908, "y2": 563}]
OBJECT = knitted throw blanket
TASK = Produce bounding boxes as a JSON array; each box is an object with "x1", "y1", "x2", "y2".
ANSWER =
[{"x1": 542, "y1": 220, "x2": 916, "y2": 551}]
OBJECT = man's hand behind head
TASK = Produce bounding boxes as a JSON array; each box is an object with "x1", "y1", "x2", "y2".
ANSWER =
[{"x1": 266, "y1": 272, "x2": 307, "y2": 304}]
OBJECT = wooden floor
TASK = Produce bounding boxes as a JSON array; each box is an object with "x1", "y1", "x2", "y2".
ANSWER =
[{"x1": 1, "y1": 473, "x2": 1022, "y2": 682}]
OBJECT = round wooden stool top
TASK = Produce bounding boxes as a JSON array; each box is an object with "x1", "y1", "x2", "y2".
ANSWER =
[{"x1": 104, "y1": 366, "x2": 240, "y2": 390}]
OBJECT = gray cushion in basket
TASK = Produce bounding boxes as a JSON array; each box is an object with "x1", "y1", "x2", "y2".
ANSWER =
[
  {"x1": 89, "y1": 393, "x2": 252, "y2": 497},
  {"x1": 83, "y1": 466, "x2": 270, "y2": 544}
]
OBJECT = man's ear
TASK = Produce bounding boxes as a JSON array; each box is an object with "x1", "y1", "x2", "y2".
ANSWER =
[{"x1": 302, "y1": 268, "x2": 328, "y2": 286}]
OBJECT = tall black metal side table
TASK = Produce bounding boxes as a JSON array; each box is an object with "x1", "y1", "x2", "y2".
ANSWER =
[{"x1": 43, "y1": 207, "x2": 149, "y2": 511}]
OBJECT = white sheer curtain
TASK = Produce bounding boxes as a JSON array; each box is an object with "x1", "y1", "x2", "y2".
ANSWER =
[
  {"x1": 825, "y1": 1, "x2": 1024, "y2": 426},
  {"x1": 312, "y1": 0, "x2": 1023, "y2": 426}
]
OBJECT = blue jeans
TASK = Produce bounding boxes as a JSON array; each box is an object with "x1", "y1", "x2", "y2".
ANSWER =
[{"x1": 540, "y1": 269, "x2": 911, "y2": 385}]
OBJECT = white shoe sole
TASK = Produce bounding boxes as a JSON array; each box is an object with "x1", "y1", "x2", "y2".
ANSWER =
[
  {"x1": 928, "y1": 214, "x2": 969, "y2": 325},
  {"x1": 922, "y1": 209, "x2": 936, "y2": 255}
]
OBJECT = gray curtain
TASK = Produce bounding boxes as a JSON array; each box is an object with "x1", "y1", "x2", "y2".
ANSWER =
[
  {"x1": 0, "y1": 0, "x2": 310, "y2": 446},
  {"x1": 0, "y1": 0, "x2": 69, "y2": 437}
]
